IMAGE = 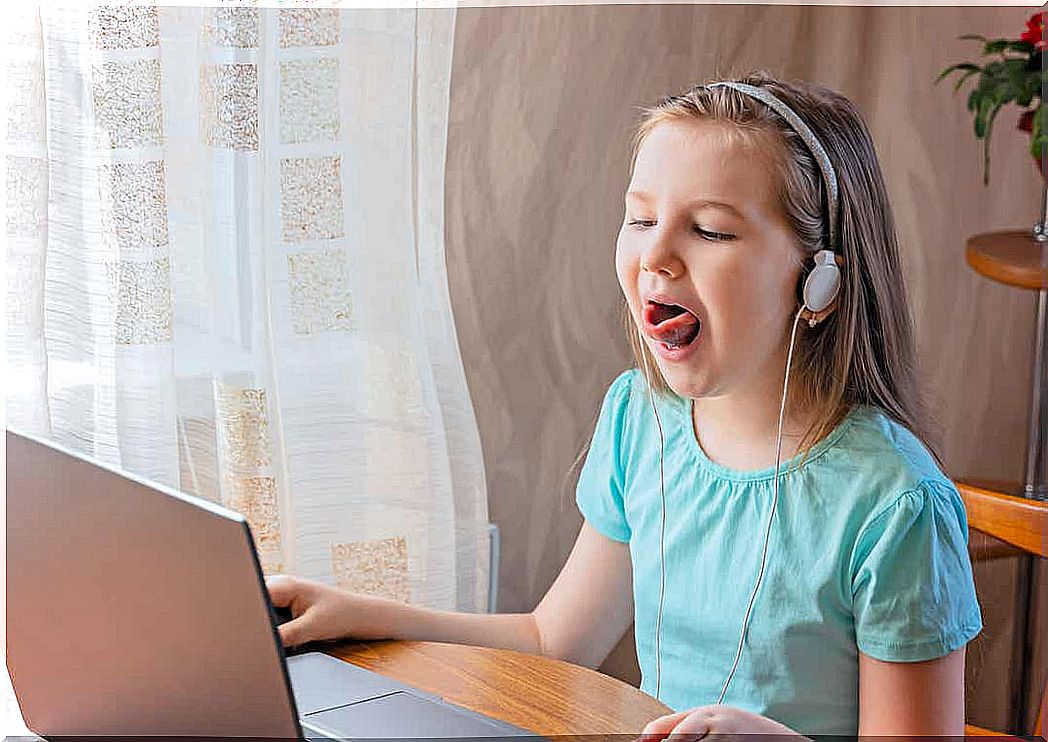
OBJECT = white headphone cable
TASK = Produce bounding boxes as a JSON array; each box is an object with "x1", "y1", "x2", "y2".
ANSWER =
[
  {"x1": 638, "y1": 335, "x2": 667, "y2": 701},
  {"x1": 715, "y1": 303, "x2": 806, "y2": 704}
]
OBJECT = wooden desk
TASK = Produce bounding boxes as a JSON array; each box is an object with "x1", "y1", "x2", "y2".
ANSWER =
[
  {"x1": 322, "y1": 642, "x2": 1004, "y2": 738},
  {"x1": 324, "y1": 639, "x2": 670, "y2": 734}
]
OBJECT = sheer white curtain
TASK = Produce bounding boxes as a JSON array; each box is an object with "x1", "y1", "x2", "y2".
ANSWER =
[{"x1": 5, "y1": 2, "x2": 488, "y2": 627}]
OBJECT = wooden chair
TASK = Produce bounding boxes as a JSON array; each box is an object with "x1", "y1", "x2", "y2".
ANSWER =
[{"x1": 955, "y1": 481, "x2": 1048, "y2": 738}]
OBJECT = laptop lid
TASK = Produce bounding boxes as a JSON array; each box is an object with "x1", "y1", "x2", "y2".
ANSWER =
[{"x1": 5, "y1": 428, "x2": 304, "y2": 739}]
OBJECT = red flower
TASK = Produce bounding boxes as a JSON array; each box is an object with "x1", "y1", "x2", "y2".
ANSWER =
[{"x1": 1020, "y1": 11, "x2": 1045, "y2": 49}]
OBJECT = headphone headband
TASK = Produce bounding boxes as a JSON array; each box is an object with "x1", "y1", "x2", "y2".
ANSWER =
[{"x1": 706, "y1": 81, "x2": 839, "y2": 252}]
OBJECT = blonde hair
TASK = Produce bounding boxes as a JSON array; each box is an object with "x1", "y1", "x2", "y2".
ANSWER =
[{"x1": 622, "y1": 70, "x2": 938, "y2": 464}]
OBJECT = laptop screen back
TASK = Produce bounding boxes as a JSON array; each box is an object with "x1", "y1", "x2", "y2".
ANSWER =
[{"x1": 6, "y1": 429, "x2": 303, "y2": 739}]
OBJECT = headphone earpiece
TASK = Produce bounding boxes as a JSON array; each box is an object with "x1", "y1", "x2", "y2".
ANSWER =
[{"x1": 802, "y1": 249, "x2": 841, "y2": 316}]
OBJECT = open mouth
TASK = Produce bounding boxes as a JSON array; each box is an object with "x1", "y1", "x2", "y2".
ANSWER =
[{"x1": 644, "y1": 301, "x2": 701, "y2": 350}]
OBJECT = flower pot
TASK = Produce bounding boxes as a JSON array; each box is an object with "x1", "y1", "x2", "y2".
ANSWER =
[{"x1": 1018, "y1": 109, "x2": 1045, "y2": 181}]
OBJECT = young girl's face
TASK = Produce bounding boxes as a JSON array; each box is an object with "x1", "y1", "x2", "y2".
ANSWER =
[{"x1": 616, "y1": 118, "x2": 803, "y2": 402}]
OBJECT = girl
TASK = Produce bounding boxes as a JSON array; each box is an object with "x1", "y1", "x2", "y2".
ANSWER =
[{"x1": 266, "y1": 72, "x2": 983, "y2": 738}]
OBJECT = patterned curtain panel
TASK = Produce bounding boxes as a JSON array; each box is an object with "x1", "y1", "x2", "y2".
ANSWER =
[{"x1": 5, "y1": 4, "x2": 490, "y2": 614}]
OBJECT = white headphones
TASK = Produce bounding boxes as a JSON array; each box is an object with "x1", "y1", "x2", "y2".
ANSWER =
[
  {"x1": 804, "y1": 249, "x2": 842, "y2": 317},
  {"x1": 638, "y1": 80, "x2": 843, "y2": 705}
]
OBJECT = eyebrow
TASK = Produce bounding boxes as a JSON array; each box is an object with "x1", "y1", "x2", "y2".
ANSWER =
[{"x1": 624, "y1": 190, "x2": 744, "y2": 218}]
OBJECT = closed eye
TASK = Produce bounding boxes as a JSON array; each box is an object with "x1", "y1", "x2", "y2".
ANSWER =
[
  {"x1": 694, "y1": 226, "x2": 736, "y2": 241},
  {"x1": 628, "y1": 220, "x2": 735, "y2": 242}
]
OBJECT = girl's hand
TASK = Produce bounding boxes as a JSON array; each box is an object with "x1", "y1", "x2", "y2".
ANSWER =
[
  {"x1": 640, "y1": 705, "x2": 810, "y2": 742},
  {"x1": 265, "y1": 574, "x2": 379, "y2": 648}
]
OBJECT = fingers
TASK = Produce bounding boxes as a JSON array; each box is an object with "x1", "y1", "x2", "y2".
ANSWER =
[
  {"x1": 277, "y1": 617, "x2": 307, "y2": 648},
  {"x1": 641, "y1": 708, "x2": 720, "y2": 742},
  {"x1": 265, "y1": 574, "x2": 298, "y2": 608},
  {"x1": 640, "y1": 711, "x2": 691, "y2": 742},
  {"x1": 266, "y1": 575, "x2": 309, "y2": 647},
  {"x1": 669, "y1": 710, "x2": 714, "y2": 738}
]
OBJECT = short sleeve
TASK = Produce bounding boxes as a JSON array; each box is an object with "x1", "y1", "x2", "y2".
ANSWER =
[
  {"x1": 575, "y1": 370, "x2": 633, "y2": 543},
  {"x1": 850, "y1": 479, "x2": 983, "y2": 662}
]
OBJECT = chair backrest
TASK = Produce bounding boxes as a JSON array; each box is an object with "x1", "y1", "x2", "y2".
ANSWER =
[{"x1": 954, "y1": 481, "x2": 1048, "y2": 737}]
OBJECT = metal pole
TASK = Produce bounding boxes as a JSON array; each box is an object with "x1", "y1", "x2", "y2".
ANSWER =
[
  {"x1": 1029, "y1": 179, "x2": 1047, "y2": 500},
  {"x1": 1010, "y1": 557, "x2": 1034, "y2": 732},
  {"x1": 1022, "y1": 286, "x2": 1048, "y2": 499}
]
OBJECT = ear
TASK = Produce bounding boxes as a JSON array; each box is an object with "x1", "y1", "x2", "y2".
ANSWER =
[{"x1": 801, "y1": 297, "x2": 839, "y2": 327}]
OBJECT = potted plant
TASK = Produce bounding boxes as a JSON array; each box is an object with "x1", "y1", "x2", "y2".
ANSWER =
[{"x1": 937, "y1": 10, "x2": 1045, "y2": 184}]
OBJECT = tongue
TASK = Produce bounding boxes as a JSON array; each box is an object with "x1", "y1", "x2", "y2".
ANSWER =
[{"x1": 646, "y1": 305, "x2": 701, "y2": 345}]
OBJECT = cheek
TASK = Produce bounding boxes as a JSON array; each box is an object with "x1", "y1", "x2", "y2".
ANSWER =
[
  {"x1": 771, "y1": 260, "x2": 804, "y2": 316},
  {"x1": 705, "y1": 258, "x2": 797, "y2": 333},
  {"x1": 697, "y1": 258, "x2": 755, "y2": 311},
  {"x1": 614, "y1": 236, "x2": 638, "y2": 301}
]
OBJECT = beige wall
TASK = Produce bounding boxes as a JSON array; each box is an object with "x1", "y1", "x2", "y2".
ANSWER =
[{"x1": 443, "y1": 4, "x2": 1045, "y2": 731}]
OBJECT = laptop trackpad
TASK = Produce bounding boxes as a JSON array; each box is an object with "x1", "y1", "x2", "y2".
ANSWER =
[
  {"x1": 306, "y1": 691, "x2": 528, "y2": 738},
  {"x1": 287, "y1": 652, "x2": 433, "y2": 715}
]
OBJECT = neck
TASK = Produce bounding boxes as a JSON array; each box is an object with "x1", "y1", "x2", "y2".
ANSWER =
[{"x1": 690, "y1": 372, "x2": 816, "y2": 473}]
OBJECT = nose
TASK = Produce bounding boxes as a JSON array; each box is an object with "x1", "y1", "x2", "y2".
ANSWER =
[{"x1": 639, "y1": 225, "x2": 685, "y2": 278}]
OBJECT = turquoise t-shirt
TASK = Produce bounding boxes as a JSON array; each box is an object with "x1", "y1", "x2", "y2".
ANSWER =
[{"x1": 576, "y1": 369, "x2": 983, "y2": 736}]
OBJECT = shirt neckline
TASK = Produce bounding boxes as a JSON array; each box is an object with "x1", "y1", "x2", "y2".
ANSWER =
[{"x1": 670, "y1": 394, "x2": 861, "y2": 483}]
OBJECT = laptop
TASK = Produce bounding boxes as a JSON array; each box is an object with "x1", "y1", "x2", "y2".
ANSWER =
[{"x1": 6, "y1": 428, "x2": 538, "y2": 740}]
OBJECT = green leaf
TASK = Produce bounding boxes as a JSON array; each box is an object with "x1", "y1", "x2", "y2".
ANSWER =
[
  {"x1": 974, "y1": 95, "x2": 991, "y2": 138},
  {"x1": 957, "y1": 33, "x2": 987, "y2": 42},
  {"x1": 982, "y1": 39, "x2": 1010, "y2": 55},
  {"x1": 936, "y1": 62, "x2": 980, "y2": 84},
  {"x1": 1031, "y1": 105, "x2": 1045, "y2": 160},
  {"x1": 954, "y1": 68, "x2": 982, "y2": 93},
  {"x1": 972, "y1": 69, "x2": 1009, "y2": 113},
  {"x1": 967, "y1": 87, "x2": 983, "y2": 114},
  {"x1": 982, "y1": 102, "x2": 1004, "y2": 185},
  {"x1": 975, "y1": 62, "x2": 1005, "y2": 91},
  {"x1": 1005, "y1": 58, "x2": 1032, "y2": 105},
  {"x1": 969, "y1": 59, "x2": 1022, "y2": 108},
  {"x1": 1017, "y1": 64, "x2": 1042, "y2": 106},
  {"x1": 983, "y1": 140, "x2": 991, "y2": 184},
  {"x1": 976, "y1": 92, "x2": 1010, "y2": 185}
]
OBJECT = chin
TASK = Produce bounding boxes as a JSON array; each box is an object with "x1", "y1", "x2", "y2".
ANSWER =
[{"x1": 653, "y1": 365, "x2": 709, "y2": 400}]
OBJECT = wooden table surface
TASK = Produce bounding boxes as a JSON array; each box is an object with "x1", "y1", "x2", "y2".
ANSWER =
[
  {"x1": 325, "y1": 639, "x2": 671, "y2": 735},
  {"x1": 321, "y1": 641, "x2": 1007, "y2": 738}
]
